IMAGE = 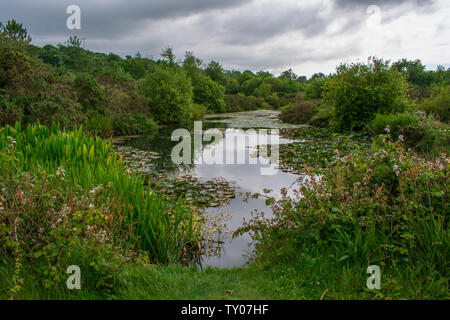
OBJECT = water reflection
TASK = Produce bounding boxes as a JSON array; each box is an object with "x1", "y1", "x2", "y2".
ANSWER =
[{"x1": 117, "y1": 111, "x2": 302, "y2": 268}]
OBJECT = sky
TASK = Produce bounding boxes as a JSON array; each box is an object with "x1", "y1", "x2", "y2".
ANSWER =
[{"x1": 1, "y1": 0, "x2": 449, "y2": 77}]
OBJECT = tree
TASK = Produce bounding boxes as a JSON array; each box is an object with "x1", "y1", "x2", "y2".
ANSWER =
[
  {"x1": 139, "y1": 65, "x2": 193, "y2": 124},
  {"x1": 183, "y1": 51, "x2": 203, "y2": 78},
  {"x1": 0, "y1": 19, "x2": 31, "y2": 43},
  {"x1": 391, "y1": 59, "x2": 434, "y2": 88},
  {"x1": 324, "y1": 57, "x2": 410, "y2": 131},
  {"x1": 205, "y1": 61, "x2": 227, "y2": 86},
  {"x1": 160, "y1": 46, "x2": 176, "y2": 65},
  {"x1": 279, "y1": 68, "x2": 297, "y2": 80},
  {"x1": 67, "y1": 35, "x2": 82, "y2": 48},
  {"x1": 192, "y1": 75, "x2": 226, "y2": 113}
]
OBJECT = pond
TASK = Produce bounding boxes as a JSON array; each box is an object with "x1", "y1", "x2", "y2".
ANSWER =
[{"x1": 114, "y1": 110, "x2": 307, "y2": 268}]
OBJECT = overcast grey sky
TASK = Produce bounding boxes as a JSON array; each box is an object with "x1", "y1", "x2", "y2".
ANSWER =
[{"x1": 1, "y1": 0, "x2": 448, "y2": 76}]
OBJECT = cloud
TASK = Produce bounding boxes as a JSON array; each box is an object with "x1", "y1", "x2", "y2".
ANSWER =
[{"x1": 0, "y1": 0, "x2": 448, "y2": 76}]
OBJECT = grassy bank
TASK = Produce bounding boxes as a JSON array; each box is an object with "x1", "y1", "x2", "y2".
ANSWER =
[
  {"x1": 1, "y1": 124, "x2": 447, "y2": 300},
  {"x1": 0, "y1": 122, "x2": 202, "y2": 299}
]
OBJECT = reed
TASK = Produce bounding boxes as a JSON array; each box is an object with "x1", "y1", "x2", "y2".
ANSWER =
[{"x1": 0, "y1": 121, "x2": 202, "y2": 263}]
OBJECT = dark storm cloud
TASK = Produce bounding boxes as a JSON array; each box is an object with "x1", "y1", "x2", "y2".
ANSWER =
[
  {"x1": 0, "y1": 0, "x2": 447, "y2": 75},
  {"x1": 216, "y1": 4, "x2": 328, "y2": 45},
  {"x1": 0, "y1": 0, "x2": 253, "y2": 38}
]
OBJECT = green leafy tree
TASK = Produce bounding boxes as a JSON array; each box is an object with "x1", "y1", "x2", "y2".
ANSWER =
[
  {"x1": 419, "y1": 85, "x2": 450, "y2": 123},
  {"x1": 205, "y1": 61, "x2": 227, "y2": 86},
  {"x1": 279, "y1": 68, "x2": 297, "y2": 80},
  {"x1": 139, "y1": 65, "x2": 193, "y2": 124},
  {"x1": 0, "y1": 19, "x2": 31, "y2": 43},
  {"x1": 324, "y1": 57, "x2": 410, "y2": 131},
  {"x1": 160, "y1": 46, "x2": 176, "y2": 65},
  {"x1": 74, "y1": 73, "x2": 106, "y2": 115},
  {"x1": 192, "y1": 75, "x2": 226, "y2": 113},
  {"x1": 304, "y1": 74, "x2": 327, "y2": 100}
]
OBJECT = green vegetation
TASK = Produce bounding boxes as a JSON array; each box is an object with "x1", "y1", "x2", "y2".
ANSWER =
[
  {"x1": 240, "y1": 133, "x2": 448, "y2": 299},
  {"x1": 419, "y1": 85, "x2": 450, "y2": 123},
  {"x1": 279, "y1": 99, "x2": 317, "y2": 125},
  {"x1": 1, "y1": 19, "x2": 449, "y2": 300},
  {"x1": 0, "y1": 123, "x2": 202, "y2": 299},
  {"x1": 324, "y1": 58, "x2": 410, "y2": 131},
  {"x1": 0, "y1": 20, "x2": 309, "y2": 134}
]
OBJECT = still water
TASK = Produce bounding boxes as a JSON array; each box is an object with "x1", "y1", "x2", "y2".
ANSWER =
[{"x1": 117, "y1": 110, "x2": 305, "y2": 267}]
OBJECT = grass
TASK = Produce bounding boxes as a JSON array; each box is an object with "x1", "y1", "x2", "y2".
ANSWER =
[
  {"x1": 0, "y1": 123, "x2": 447, "y2": 300},
  {"x1": 3, "y1": 254, "x2": 445, "y2": 300},
  {"x1": 0, "y1": 122, "x2": 202, "y2": 264}
]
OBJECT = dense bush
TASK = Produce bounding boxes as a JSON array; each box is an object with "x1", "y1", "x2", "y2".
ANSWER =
[
  {"x1": 309, "y1": 105, "x2": 333, "y2": 128},
  {"x1": 304, "y1": 77, "x2": 326, "y2": 100},
  {"x1": 0, "y1": 123, "x2": 202, "y2": 271},
  {"x1": 192, "y1": 75, "x2": 226, "y2": 113},
  {"x1": 370, "y1": 112, "x2": 419, "y2": 137},
  {"x1": 370, "y1": 111, "x2": 449, "y2": 155},
  {"x1": 74, "y1": 73, "x2": 106, "y2": 115},
  {"x1": 112, "y1": 113, "x2": 158, "y2": 136},
  {"x1": 238, "y1": 136, "x2": 448, "y2": 294},
  {"x1": 279, "y1": 101, "x2": 317, "y2": 124},
  {"x1": 190, "y1": 104, "x2": 207, "y2": 121},
  {"x1": 418, "y1": 86, "x2": 450, "y2": 123},
  {"x1": 223, "y1": 94, "x2": 264, "y2": 112},
  {"x1": 324, "y1": 58, "x2": 410, "y2": 131},
  {"x1": 139, "y1": 65, "x2": 193, "y2": 124}
]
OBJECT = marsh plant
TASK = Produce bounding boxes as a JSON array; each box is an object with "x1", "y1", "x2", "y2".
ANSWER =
[
  {"x1": 0, "y1": 122, "x2": 203, "y2": 298},
  {"x1": 237, "y1": 134, "x2": 448, "y2": 297}
]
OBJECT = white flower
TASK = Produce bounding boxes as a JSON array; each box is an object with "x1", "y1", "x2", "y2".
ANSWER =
[
  {"x1": 398, "y1": 135, "x2": 405, "y2": 142},
  {"x1": 56, "y1": 167, "x2": 65, "y2": 177},
  {"x1": 385, "y1": 126, "x2": 391, "y2": 133}
]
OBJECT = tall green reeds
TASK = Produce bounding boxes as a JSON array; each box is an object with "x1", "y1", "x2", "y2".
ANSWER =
[{"x1": 0, "y1": 122, "x2": 202, "y2": 263}]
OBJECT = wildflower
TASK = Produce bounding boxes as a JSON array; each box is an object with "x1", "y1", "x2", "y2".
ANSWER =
[
  {"x1": 56, "y1": 167, "x2": 65, "y2": 177},
  {"x1": 88, "y1": 204, "x2": 94, "y2": 209},
  {"x1": 90, "y1": 184, "x2": 103, "y2": 195},
  {"x1": 393, "y1": 164, "x2": 401, "y2": 176},
  {"x1": 385, "y1": 126, "x2": 390, "y2": 133},
  {"x1": 398, "y1": 135, "x2": 405, "y2": 142}
]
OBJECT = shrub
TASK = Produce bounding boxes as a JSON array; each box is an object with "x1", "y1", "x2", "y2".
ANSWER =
[
  {"x1": 0, "y1": 123, "x2": 202, "y2": 267},
  {"x1": 370, "y1": 111, "x2": 449, "y2": 156},
  {"x1": 74, "y1": 73, "x2": 106, "y2": 115},
  {"x1": 370, "y1": 112, "x2": 419, "y2": 137},
  {"x1": 190, "y1": 104, "x2": 207, "y2": 121},
  {"x1": 86, "y1": 115, "x2": 113, "y2": 137},
  {"x1": 265, "y1": 93, "x2": 281, "y2": 108},
  {"x1": 139, "y1": 65, "x2": 193, "y2": 124},
  {"x1": 223, "y1": 94, "x2": 263, "y2": 112},
  {"x1": 324, "y1": 58, "x2": 410, "y2": 131},
  {"x1": 309, "y1": 105, "x2": 333, "y2": 128},
  {"x1": 0, "y1": 94, "x2": 22, "y2": 126},
  {"x1": 279, "y1": 101, "x2": 317, "y2": 124},
  {"x1": 238, "y1": 136, "x2": 449, "y2": 285},
  {"x1": 112, "y1": 113, "x2": 158, "y2": 136},
  {"x1": 0, "y1": 152, "x2": 135, "y2": 297},
  {"x1": 192, "y1": 75, "x2": 226, "y2": 113},
  {"x1": 304, "y1": 79, "x2": 326, "y2": 100},
  {"x1": 418, "y1": 86, "x2": 450, "y2": 123}
]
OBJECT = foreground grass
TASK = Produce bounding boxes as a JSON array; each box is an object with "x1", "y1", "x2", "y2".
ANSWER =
[{"x1": 2, "y1": 258, "x2": 446, "y2": 300}]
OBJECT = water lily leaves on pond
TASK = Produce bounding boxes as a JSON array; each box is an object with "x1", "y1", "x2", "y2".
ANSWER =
[{"x1": 113, "y1": 141, "x2": 240, "y2": 208}]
